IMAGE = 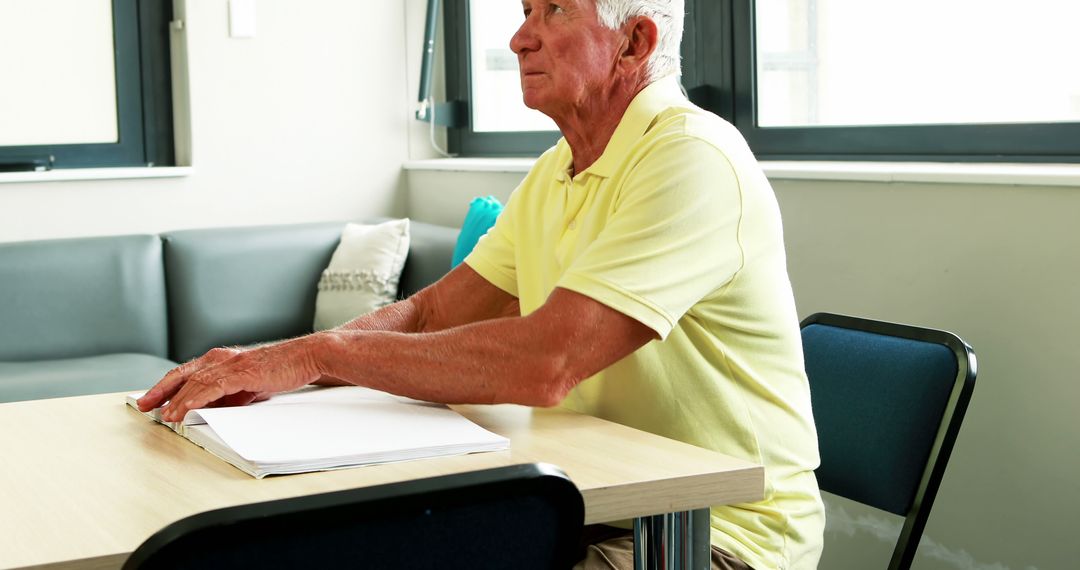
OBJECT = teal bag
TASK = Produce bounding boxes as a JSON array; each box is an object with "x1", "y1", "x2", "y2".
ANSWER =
[{"x1": 451, "y1": 196, "x2": 504, "y2": 268}]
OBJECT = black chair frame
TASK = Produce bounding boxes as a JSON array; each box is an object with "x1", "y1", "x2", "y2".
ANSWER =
[{"x1": 123, "y1": 462, "x2": 584, "y2": 570}]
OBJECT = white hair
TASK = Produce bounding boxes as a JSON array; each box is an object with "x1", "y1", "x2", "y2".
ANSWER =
[{"x1": 594, "y1": 0, "x2": 684, "y2": 81}]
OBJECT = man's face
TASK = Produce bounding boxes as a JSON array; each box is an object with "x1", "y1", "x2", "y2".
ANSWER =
[{"x1": 510, "y1": 0, "x2": 624, "y2": 118}]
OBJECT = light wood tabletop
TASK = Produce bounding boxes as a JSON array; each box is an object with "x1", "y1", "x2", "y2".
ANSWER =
[{"x1": 0, "y1": 392, "x2": 763, "y2": 570}]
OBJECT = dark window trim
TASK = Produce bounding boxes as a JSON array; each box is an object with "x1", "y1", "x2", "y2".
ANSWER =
[
  {"x1": 137, "y1": 0, "x2": 176, "y2": 167},
  {"x1": 683, "y1": 0, "x2": 735, "y2": 119},
  {"x1": 730, "y1": 0, "x2": 1080, "y2": 163},
  {"x1": 0, "y1": 0, "x2": 174, "y2": 170},
  {"x1": 442, "y1": 0, "x2": 1080, "y2": 163}
]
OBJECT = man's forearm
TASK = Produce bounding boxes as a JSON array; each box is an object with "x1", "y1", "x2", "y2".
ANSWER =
[
  {"x1": 311, "y1": 267, "x2": 520, "y2": 386},
  {"x1": 306, "y1": 286, "x2": 654, "y2": 407},
  {"x1": 312, "y1": 315, "x2": 573, "y2": 407},
  {"x1": 309, "y1": 298, "x2": 423, "y2": 386},
  {"x1": 337, "y1": 297, "x2": 423, "y2": 333}
]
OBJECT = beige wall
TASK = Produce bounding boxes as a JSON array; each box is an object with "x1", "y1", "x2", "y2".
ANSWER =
[
  {"x1": 0, "y1": 0, "x2": 440, "y2": 243},
  {"x1": 406, "y1": 169, "x2": 1080, "y2": 570},
  {"x1": 778, "y1": 179, "x2": 1080, "y2": 570}
]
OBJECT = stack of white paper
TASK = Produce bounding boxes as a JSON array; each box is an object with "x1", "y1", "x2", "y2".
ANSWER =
[{"x1": 126, "y1": 386, "x2": 509, "y2": 478}]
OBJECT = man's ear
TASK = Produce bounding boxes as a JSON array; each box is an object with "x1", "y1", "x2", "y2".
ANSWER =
[{"x1": 617, "y1": 16, "x2": 659, "y2": 75}]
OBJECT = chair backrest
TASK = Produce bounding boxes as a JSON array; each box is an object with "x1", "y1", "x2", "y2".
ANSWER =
[
  {"x1": 123, "y1": 463, "x2": 584, "y2": 570},
  {"x1": 800, "y1": 312, "x2": 976, "y2": 570}
]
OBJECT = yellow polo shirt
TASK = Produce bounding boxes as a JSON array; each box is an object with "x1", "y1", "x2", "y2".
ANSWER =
[{"x1": 465, "y1": 76, "x2": 824, "y2": 570}]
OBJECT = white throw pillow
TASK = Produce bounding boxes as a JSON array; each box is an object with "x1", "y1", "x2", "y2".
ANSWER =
[{"x1": 313, "y1": 219, "x2": 410, "y2": 331}]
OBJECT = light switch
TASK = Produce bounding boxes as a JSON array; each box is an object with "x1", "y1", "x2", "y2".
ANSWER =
[{"x1": 229, "y1": 0, "x2": 256, "y2": 39}]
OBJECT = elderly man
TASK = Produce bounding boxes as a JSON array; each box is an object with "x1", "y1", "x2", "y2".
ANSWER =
[{"x1": 138, "y1": 0, "x2": 824, "y2": 568}]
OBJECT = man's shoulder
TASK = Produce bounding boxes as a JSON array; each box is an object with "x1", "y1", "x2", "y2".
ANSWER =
[
  {"x1": 649, "y1": 106, "x2": 746, "y2": 152},
  {"x1": 638, "y1": 105, "x2": 758, "y2": 171}
]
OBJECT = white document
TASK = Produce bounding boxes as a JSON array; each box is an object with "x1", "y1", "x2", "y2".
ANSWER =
[{"x1": 126, "y1": 386, "x2": 509, "y2": 478}]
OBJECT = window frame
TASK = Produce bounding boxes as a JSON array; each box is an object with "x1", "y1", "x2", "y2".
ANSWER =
[
  {"x1": 0, "y1": 0, "x2": 174, "y2": 170},
  {"x1": 441, "y1": 0, "x2": 1080, "y2": 163},
  {"x1": 443, "y1": 0, "x2": 560, "y2": 157},
  {"x1": 442, "y1": 0, "x2": 714, "y2": 156},
  {"x1": 730, "y1": 0, "x2": 1080, "y2": 163}
]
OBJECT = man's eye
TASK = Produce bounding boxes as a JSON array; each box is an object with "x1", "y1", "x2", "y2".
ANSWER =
[{"x1": 550, "y1": 3, "x2": 564, "y2": 13}]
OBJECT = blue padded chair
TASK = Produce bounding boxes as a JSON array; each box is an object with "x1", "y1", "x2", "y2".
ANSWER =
[
  {"x1": 800, "y1": 312, "x2": 977, "y2": 570},
  {"x1": 123, "y1": 463, "x2": 583, "y2": 570}
]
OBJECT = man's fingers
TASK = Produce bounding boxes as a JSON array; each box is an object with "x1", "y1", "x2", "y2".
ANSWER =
[
  {"x1": 160, "y1": 374, "x2": 231, "y2": 422},
  {"x1": 137, "y1": 362, "x2": 196, "y2": 412},
  {"x1": 136, "y1": 348, "x2": 241, "y2": 412},
  {"x1": 153, "y1": 343, "x2": 311, "y2": 422}
]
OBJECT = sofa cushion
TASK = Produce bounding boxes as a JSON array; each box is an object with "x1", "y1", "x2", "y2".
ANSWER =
[
  {"x1": 163, "y1": 222, "x2": 345, "y2": 363},
  {"x1": 0, "y1": 353, "x2": 177, "y2": 404},
  {"x1": 163, "y1": 220, "x2": 460, "y2": 363},
  {"x1": 399, "y1": 220, "x2": 459, "y2": 298},
  {"x1": 314, "y1": 219, "x2": 411, "y2": 331},
  {"x1": 0, "y1": 234, "x2": 168, "y2": 362}
]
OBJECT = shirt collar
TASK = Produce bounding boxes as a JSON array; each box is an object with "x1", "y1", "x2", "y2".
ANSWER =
[{"x1": 558, "y1": 75, "x2": 687, "y2": 181}]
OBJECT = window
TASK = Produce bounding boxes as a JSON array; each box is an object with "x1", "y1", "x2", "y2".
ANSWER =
[
  {"x1": 441, "y1": 0, "x2": 1080, "y2": 162},
  {"x1": 0, "y1": 0, "x2": 175, "y2": 171},
  {"x1": 443, "y1": 0, "x2": 559, "y2": 156},
  {"x1": 734, "y1": 0, "x2": 1080, "y2": 161},
  {"x1": 466, "y1": 0, "x2": 556, "y2": 133}
]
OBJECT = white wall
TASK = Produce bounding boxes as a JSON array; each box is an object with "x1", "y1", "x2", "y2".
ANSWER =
[
  {"x1": 406, "y1": 169, "x2": 1080, "y2": 570},
  {"x1": 0, "y1": 0, "x2": 436, "y2": 243}
]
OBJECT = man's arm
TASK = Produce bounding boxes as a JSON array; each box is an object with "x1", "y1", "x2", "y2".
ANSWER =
[
  {"x1": 143, "y1": 264, "x2": 655, "y2": 420},
  {"x1": 309, "y1": 263, "x2": 521, "y2": 386},
  {"x1": 311, "y1": 284, "x2": 656, "y2": 407},
  {"x1": 335, "y1": 262, "x2": 521, "y2": 335},
  {"x1": 137, "y1": 264, "x2": 515, "y2": 409}
]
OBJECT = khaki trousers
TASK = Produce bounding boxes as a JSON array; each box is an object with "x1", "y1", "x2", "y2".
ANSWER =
[{"x1": 574, "y1": 525, "x2": 754, "y2": 570}]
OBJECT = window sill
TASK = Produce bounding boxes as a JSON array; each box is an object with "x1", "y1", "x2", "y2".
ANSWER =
[
  {"x1": 404, "y1": 158, "x2": 538, "y2": 174},
  {"x1": 403, "y1": 158, "x2": 1080, "y2": 187},
  {"x1": 0, "y1": 166, "x2": 193, "y2": 185},
  {"x1": 762, "y1": 161, "x2": 1080, "y2": 187}
]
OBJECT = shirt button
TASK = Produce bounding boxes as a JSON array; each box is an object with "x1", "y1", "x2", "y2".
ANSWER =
[{"x1": 568, "y1": 220, "x2": 577, "y2": 230}]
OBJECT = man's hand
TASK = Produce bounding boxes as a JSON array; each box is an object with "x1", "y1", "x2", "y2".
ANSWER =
[{"x1": 136, "y1": 336, "x2": 326, "y2": 422}]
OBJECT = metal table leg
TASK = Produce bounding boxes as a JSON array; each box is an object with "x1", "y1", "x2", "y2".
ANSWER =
[{"x1": 633, "y1": 508, "x2": 711, "y2": 570}]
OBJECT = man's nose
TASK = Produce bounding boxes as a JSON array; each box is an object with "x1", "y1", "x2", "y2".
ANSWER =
[{"x1": 510, "y1": 17, "x2": 538, "y2": 54}]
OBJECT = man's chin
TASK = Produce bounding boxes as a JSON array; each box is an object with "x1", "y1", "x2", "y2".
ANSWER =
[
  {"x1": 520, "y1": 90, "x2": 550, "y2": 113},
  {"x1": 521, "y1": 96, "x2": 542, "y2": 112}
]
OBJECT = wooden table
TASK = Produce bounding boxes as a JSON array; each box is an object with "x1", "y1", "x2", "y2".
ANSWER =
[{"x1": 0, "y1": 393, "x2": 763, "y2": 570}]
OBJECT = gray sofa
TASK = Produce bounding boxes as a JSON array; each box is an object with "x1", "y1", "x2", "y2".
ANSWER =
[{"x1": 0, "y1": 220, "x2": 459, "y2": 404}]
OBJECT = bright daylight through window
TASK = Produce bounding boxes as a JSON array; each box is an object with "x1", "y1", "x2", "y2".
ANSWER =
[
  {"x1": 447, "y1": 0, "x2": 1080, "y2": 160},
  {"x1": 467, "y1": 0, "x2": 557, "y2": 133},
  {"x1": 756, "y1": 0, "x2": 1080, "y2": 128}
]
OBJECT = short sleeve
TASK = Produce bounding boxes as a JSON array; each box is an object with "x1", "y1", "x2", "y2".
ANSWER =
[
  {"x1": 557, "y1": 137, "x2": 744, "y2": 339},
  {"x1": 464, "y1": 187, "x2": 522, "y2": 297}
]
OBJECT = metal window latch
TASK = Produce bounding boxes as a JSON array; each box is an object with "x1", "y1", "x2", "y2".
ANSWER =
[{"x1": 0, "y1": 156, "x2": 53, "y2": 172}]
